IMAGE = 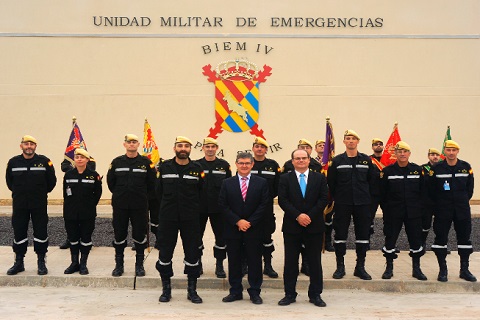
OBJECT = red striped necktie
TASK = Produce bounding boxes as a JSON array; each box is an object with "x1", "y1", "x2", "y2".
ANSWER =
[{"x1": 241, "y1": 176, "x2": 248, "y2": 201}]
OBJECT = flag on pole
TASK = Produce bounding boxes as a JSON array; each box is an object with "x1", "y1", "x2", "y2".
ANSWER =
[
  {"x1": 64, "y1": 117, "x2": 88, "y2": 165},
  {"x1": 321, "y1": 117, "x2": 335, "y2": 216},
  {"x1": 321, "y1": 117, "x2": 335, "y2": 173},
  {"x1": 142, "y1": 118, "x2": 160, "y2": 166},
  {"x1": 380, "y1": 122, "x2": 401, "y2": 166},
  {"x1": 440, "y1": 125, "x2": 452, "y2": 160}
]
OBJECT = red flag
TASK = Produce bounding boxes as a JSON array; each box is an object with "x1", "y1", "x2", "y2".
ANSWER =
[{"x1": 380, "y1": 123, "x2": 401, "y2": 166}]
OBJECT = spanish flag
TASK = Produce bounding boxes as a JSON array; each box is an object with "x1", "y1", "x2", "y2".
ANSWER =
[{"x1": 142, "y1": 118, "x2": 160, "y2": 166}]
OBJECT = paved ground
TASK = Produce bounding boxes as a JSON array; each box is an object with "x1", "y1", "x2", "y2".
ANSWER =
[{"x1": 0, "y1": 205, "x2": 479, "y2": 319}]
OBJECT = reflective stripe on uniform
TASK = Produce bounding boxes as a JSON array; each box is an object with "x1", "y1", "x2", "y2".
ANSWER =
[
  {"x1": 431, "y1": 244, "x2": 448, "y2": 249},
  {"x1": 66, "y1": 179, "x2": 79, "y2": 183},
  {"x1": 133, "y1": 236, "x2": 147, "y2": 244},
  {"x1": 212, "y1": 170, "x2": 227, "y2": 175},
  {"x1": 33, "y1": 237, "x2": 49, "y2": 243},
  {"x1": 455, "y1": 173, "x2": 469, "y2": 177},
  {"x1": 30, "y1": 167, "x2": 46, "y2": 171},
  {"x1": 410, "y1": 246, "x2": 424, "y2": 253},
  {"x1": 149, "y1": 222, "x2": 159, "y2": 227},
  {"x1": 250, "y1": 170, "x2": 259, "y2": 174},
  {"x1": 162, "y1": 174, "x2": 179, "y2": 178},
  {"x1": 382, "y1": 246, "x2": 396, "y2": 253},
  {"x1": 69, "y1": 241, "x2": 80, "y2": 246},
  {"x1": 80, "y1": 241, "x2": 93, "y2": 246},
  {"x1": 407, "y1": 175, "x2": 420, "y2": 179},
  {"x1": 325, "y1": 221, "x2": 333, "y2": 226},
  {"x1": 214, "y1": 244, "x2": 227, "y2": 250},
  {"x1": 13, "y1": 238, "x2": 28, "y2": 245},
  {"x1": 203, "y1": 170, "x2": 210, "y2": 174},
  {"x1": 388, "y1": 175, "x2": 404, "y2": 180},
  {"x1": 334, "y1": 240, "x2": 347, "y2": 244},
  {"x1": 337, "y1": 165, "x2": 352, "y2": 169},
  {"x1": 81, "y1": 179, "x2": 95, "y2": 184},
  {"x1": 158, "y1": 259, "x2": 171, "y2": 266},
  {"x1": 356, "y1": 165, "x2": 369, "y2": 169},
  {"x1": 115, "y1": 168, "x2": 130, "y2": 172},
  {"x1": 113, "y1": 238, "x2": 127, "y2": 245},
  {"x1": 436, "y1": 174, "x2": 452, "y2": 178},
  {"x1": 355, "y1": 240, "x2": 369, "y2": 244},
  {"x1": 261, "y1": 171, "x2": 276, "y2": 176},
  {"x1": 12, "y1": 167, "x2": 28, "y2": 172},
  {"x1": 183, "y1": 175, "x2": 199, "y2": 180},
  {"x1": 132, "y1": 169, "x2": 147, "y2": 173},
  {"x1": 458, "y1": 244, "x2": 473, "y2": 249},
  {"x1": 184, "y1": 259, "x2": 200, "y2": 267},
  {"x1": 263, "y1": 241, "x2": 274, "y2": 247}
]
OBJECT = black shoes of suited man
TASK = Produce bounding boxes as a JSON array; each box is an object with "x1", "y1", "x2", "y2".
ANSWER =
[
  {"x1": 278, "y1": 295, "x2": 326, "y2": 307},
  {"x1": 222, "y1": 293, "x2": 262, "y2": 304}
]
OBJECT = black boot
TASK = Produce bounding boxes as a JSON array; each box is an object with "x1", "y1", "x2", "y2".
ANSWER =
[
  {"x1": 59, "y1": 239, "x2": 70, "y2": 250},
  {"x1": 7, "y1": 254, "x2": 25, "y2": 275},
  {"x1": 332, "y1": 256, "x2": 346, "y2": 279},
  {"x1": 187, "y1": 277, "x2": 203, "y2": 304},
  {"x1": 215, "y1": 259, "x2": 226, "y2": 279},
  {"x1": 436, "y1": 255, "x2": 448, "y2": 282},
  {"x1": 159, "y1": 277, "x2": 172, "y2": 302},
  {"x1": 37, "y1": 254, "x2": 48, "y2": 275},
  {"x1": 135, "y1": 253, "x2": 146, "y2": 277},
  {"x1": 382, "y1": 258, "x2": 394, "y2": 279},
  {"x1": 354, "y1": 258, "x2": 372, "y2": 280},
  {"x1": 263, "y1": 255, "x2": 279, "y2": 278},
  {"x1": 459, "y1": 259, "x2": 477, "y2": 282},
  {"x1": 79, "y1": 252, "x2": 89, "y2": 275},
  {"x1": 412, "y1": 257, "x2": 427, "y2": 281},
  {"x1": 64, "y1": 253, "x2": 80, "y2": 274},
  {"x1": 112, "y1": 254, "x2": 124, "y2": 277}
]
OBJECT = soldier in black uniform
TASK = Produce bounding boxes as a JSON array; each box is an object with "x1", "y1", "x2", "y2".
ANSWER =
[
  {"x1": 428, "y1": 140, "x2": 476, "y2": 282},
  {"x1": 251, "y1": 137, "x2": 281, "y2": 278},
  {"x1": 63, "y1": 148, "x2": 102, "y2": 275},
  {"x1": 196, "y1": 137, "x2": 231, "y2": 278},
  {"x1": 421, "y1": 148, "x2": 441, "y2": 249},
  {"x1": 369, "y1": 138, "x2": 385, "y2": 244},
  {"x1": 379, "y1": 141, "x2": 427, "y2": 281},
  {"x1": 59, "y1": 153, "x2": 97, "y2": 250},
  {"x1": 327, "y1": 130, "x2": 375, "y2": 280},
  {"x1": 156, "y1": 136, "x2": 204, "y2": 304},
  {"x1": 282, "y1": 138, "x2": 322, "y2": 276},
  {"x1": 106, "y1": 134, "x2": 156, "y2": 277},
  {"x1": 5, "y1": 135, "x2": 56, "y2": 275}
]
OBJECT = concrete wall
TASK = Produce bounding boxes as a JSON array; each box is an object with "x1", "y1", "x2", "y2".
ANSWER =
[{"x1": 1, "y1": 0, "x2": 479, "y2": 200}]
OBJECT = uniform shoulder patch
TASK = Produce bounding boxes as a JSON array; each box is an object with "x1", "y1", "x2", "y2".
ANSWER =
[
  {"x1": 380, "y1": 172, "x2": 384, "y2": 179},
  {"x1": 429, "y1": 170, "x2": 434, "y2": 177}
]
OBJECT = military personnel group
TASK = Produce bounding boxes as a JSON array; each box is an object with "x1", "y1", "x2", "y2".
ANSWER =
[{"x1": 4, "y1": 130, "x2": 476, "y2": 307}]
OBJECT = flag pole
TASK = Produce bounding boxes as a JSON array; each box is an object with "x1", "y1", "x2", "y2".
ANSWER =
[{"x1": 72, "y1": 116, "x2": 77, "y2": 127}]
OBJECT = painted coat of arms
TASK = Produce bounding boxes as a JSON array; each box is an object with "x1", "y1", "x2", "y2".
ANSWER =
[{"x1": 202, "y1": 59, "x2": 272, "y2": 139}]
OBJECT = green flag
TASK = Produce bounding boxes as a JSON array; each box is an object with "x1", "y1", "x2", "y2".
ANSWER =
[{"x1": 440, "y1": 126, "x2": 452, "y2": 160}]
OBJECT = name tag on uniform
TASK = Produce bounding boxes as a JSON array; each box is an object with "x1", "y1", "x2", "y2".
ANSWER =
[{"x1": 443, "y1": 181, "x2": 450, "y2": 191}]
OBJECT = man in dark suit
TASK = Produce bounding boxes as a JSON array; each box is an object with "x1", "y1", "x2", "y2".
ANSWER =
[
  {"x1": 277, "y1": 149, "x2": 329, "y2": 307},
  {"x1": 218, "y1": 152, "x2": 269, "y2": 305}
]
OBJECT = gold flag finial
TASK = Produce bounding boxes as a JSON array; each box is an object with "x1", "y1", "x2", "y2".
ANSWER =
[{"x1": 72, "y1": 116, "x2": 77, "y2": 125}]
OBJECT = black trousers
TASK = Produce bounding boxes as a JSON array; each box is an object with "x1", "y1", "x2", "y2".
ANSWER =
[
  {"x1": 226, "y1": 237, "x2": 263, "y2": 296},
  {"x1": 12, "y1": 206, "x2": 48, "y2": 255},
  {"x1": 333, "y1": 204, "x2": 371, "y2": 258},
  {"x1": 262, "y1": 210, "x2": 276, "y2": 257},
  {"x1": 283, "y1": 232, "x2": 323, "y2": 298},
  {"x1": 199, "y1": 211, "x2": 226, "y2": 260},
  {"x1": 382, "y1": 213, "x2": 423, "y2": 259},
  {"x1": 421, "y1": 206, "x2": 434, "y2": 242},
  {"x1": 112, "y1": 207, "x2": 148, "y2": 250},
  {"x1": 65, "y1": 218, "x2": 95, "y2": 254},
  {"x1": 432, "y1": 209, "x2": 473, "y2": 257},
  {"x1": 369, "y1": 197, "x2": 381, "y2": 235},
  {"x1": 156, "y1": 219, "x2": 201, "y2": 278},
  {"x1": 148, "y1": 198, "x2": 160, "y2": 235}
]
